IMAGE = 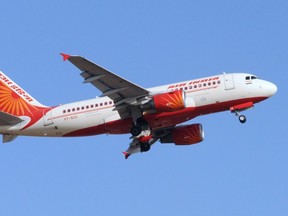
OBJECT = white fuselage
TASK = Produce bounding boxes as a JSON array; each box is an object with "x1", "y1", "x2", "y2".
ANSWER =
[{"x1": 1, "y1": 73, "x2": 277, "y2": 137}]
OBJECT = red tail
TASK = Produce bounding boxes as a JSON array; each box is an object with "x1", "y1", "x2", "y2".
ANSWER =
[{"x1": 0, "y1": 71, "x2": 50, "y2": 128}]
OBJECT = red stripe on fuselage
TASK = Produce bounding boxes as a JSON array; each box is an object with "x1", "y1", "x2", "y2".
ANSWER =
[{"x1": 62, "y1": 97, "x2": 268, "y2": 137}]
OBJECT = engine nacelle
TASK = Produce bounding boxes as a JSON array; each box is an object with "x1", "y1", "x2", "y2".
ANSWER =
[
  {"x1": 160, "y1": 124, "x2": 204, "y2": 145},
  {"x1": 142, "y1": 90, "x2": 194, "y2": 112}
]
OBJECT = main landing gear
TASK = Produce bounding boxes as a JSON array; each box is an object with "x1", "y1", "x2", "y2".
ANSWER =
[
  {"x1": 130, "y1": 124, "x2": 142, "y2": 136},
  {"x1": 130, "y1": 117, "x2": 152, "y2": 153},
  {"x1": 140, "y1": 142, "x2": 151, "y2": 152},
  {"x1": 130, "y1": 117, "x2": 150, "y2": 136},
  {"x1": 233, "y1": 110, "x2": 247, "y2": 123},
  {"x1": 129, "y1": 106, "x2": 153, "y2": 153}
]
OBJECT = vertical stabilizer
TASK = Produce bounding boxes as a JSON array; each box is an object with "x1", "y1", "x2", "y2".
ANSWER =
[{"x1": 0, "y1": 71, "x2": 50, "y2": 122}]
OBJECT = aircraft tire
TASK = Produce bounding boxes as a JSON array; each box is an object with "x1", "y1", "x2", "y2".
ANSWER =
[
  {"x1": 130, "y1": 125, "x2": 142, "y2": 136},
  {"x1": 239, "y1": 115, "x2": 246, "y2": 123},
  {"x1": 136, "y1": 117, "x2": 148, "y2": 126},
  {"x1": 140, "y1": 142, "x2": 151, "y2": 152}
]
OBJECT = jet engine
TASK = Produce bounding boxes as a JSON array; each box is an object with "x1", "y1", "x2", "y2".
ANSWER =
[
  {"x1": 160, "y1": 124, "x2": 204, "y2": 145},
  {"x1": 142, "y1": 90, "x2": 194, "y2": 112}
]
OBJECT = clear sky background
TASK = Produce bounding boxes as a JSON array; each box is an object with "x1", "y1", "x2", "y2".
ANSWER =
[{"x1": 0, "y1": 1, "x2": 287, "y2": 215}]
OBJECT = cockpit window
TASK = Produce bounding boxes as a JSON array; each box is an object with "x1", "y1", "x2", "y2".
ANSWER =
[{"x1": 245, "y1": 75, "x2": 257, "y2": 81}]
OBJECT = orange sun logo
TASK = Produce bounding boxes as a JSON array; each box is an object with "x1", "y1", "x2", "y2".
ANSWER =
[
  {"x1": 0, "y1": 73, "x2": 52, "y2": 130},
  {"x1": 0, "y1": 82, "x2": 41, "y2": 117}
]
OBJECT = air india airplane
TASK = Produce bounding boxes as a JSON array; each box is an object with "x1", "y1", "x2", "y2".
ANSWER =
[{"x1": 0, "y1": 54, "x2": 277, "y2": 158}]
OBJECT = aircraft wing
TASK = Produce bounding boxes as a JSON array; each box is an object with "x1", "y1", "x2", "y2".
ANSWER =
[{"x1": 61, "y1": 54, "x2": 149, "y2": 103}]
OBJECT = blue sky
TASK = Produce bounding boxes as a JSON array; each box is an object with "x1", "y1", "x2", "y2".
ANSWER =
[{"x1": 0, "y1": 0, "x2": 287, "y2": 215}]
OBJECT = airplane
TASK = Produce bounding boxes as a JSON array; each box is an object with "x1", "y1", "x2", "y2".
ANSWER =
[{"x1": 0, "y1": 54, "x2": 277, "y2": 159}]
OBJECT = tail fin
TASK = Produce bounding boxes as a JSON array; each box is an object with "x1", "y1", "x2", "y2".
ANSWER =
[{"x1": 0, "y1": 71, "x2": 48, "y2": 118}]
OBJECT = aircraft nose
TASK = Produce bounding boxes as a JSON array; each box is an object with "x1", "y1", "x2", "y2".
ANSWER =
[{"x1": 267, "y1": 82, "x2": 277, "y2": 97}]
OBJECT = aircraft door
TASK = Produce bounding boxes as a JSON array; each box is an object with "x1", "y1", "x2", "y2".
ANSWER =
[{"x1": 224, "y1": 74, "x2": 235, "y2": 90}]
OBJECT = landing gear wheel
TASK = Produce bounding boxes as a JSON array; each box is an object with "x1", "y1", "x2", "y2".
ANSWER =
[
  {"x1": 136, "y1": 117, "x2": 148, "y2": 126},
  {"x1": 239, "y1": 115, "x2": 246, "y2": 123},
  {"x1": 130, "y1": 125, "x2": 142, "y2": 136},
  {"x1": 140, "y1": 142, "x2": 151, "y2": 152},
  {"x1": 130, "y1": 117, "x2": 150, "y2": 136}
]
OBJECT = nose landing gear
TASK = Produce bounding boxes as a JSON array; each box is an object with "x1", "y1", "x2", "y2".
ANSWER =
[
  {"x1": 230, "y1": 102, "x2": 253, "y2": 124},
  {"x1": 233, "y1": 110, "x2": 247, "y2": 123},
  {"x1": 238, "y1": 114, "x2": 247, "y2": 123}
]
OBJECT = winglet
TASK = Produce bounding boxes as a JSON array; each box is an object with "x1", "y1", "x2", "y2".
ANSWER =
[
  {"x1": 122, "y1": 151, "x2": 131, "y2": 160},
  {"x1": 60, "y1": 53, "x2": 71, "y2": 61}
]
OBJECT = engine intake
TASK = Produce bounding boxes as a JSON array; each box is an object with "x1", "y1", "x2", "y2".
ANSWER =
[{"x1": 160, "y1": 124, "x2": 204, "y2": 145}]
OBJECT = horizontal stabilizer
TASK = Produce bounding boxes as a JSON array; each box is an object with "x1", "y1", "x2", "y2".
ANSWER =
[
  {"x1": 0, "y1": 111, "x2": 23, "y2": 126},
  {"x1": 3, "y1": 134, "x2": 18, "y2": 143}
]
